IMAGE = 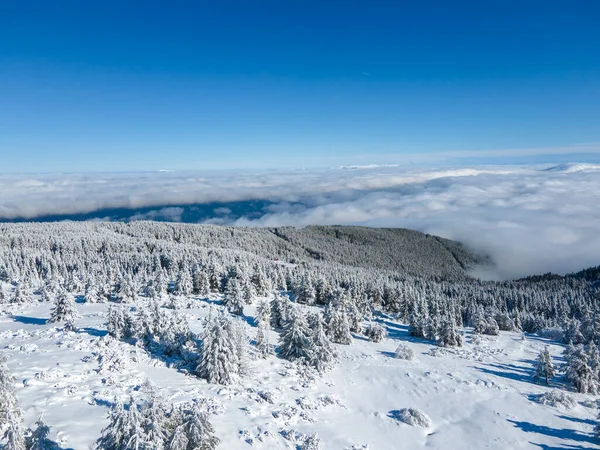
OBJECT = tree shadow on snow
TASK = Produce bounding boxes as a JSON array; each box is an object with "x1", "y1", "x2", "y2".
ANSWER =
[
  {"x1": 556, "y1": 415, "x2": 596, "y2": 426},
  {"x1": 11, "y1": 315, "x2": 46, "y2": 325},
  {"x1": 78, "y1": 326, "x2": 108, "y2": 338},
  {"x1": 476, "y1": 361, "x2": 535, "y2": 384},
  {"x1": 531, "y1": 443, "x2": 597, "y2": 450},
  {"x1": 508, "y1": 419, "x2": 597, "y2": 447},
  {"x1": 381, "y1": 320, "x2": 429, "y2": 344}
]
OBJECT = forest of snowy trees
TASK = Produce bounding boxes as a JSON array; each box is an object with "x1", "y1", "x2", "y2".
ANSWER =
[{"x1": 1, "y1": 221, "x2": 600, "y2": 448}]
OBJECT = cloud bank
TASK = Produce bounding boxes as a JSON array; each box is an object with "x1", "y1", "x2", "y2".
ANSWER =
[{"x1": 1, "y1": 163, "x2": 600, "y2": 280}]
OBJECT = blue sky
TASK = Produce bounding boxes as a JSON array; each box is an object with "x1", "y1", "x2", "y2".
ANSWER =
[{"x1": 1, "y1": 1, "x2": 599, "y2": 172}]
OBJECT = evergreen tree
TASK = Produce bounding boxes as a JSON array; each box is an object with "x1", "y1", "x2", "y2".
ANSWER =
[
  {"x1": 279, "y1": 306, "x2": 312, "y2": 361},
  {"x1": 0, "y1": 356, "x2": 26, "y2": 450},
  {"x1": 47, "y1": 290, "x2": 80, "y2": 324},
  {"x1": 563, "y1": 344, "x2": 600, "y2": 394},
  {"x1": 26, "y1": 420, "x2": 58, "y2": 450},
  {"x1": 438, "y1": 315, "x2": 462, "y2": 347},
  {"x1": 270, "y1": 294, "x2": 289, "y2": 329},
  {"x1": 534, "y1": 346, "x2": 556, "y2": 385},
  {"x1": 325, "y1": 304, "x2": 352, "y2": 345},
  {"x1": 192, "y1": 269, "x2": 210, "y2": 297},
  {"x1": 181, "y1": 404, "x2": 220, "y2": 450},
  {"x1": 84, "y1": 283, "x2": 103, "y2": 304},
  {"x1": 473, "y1": 308, "x2": 487, "y2": 335},
  {"x1": 174, "y1": 268, "x2": 193, "y2": 297},
  {"x1": 196, "y1": 315, "x2": 239, "y2": 385},
  {"x1": 106, "y1": 306, "x2": 128, "y2": 340},
  {"x1": 222, "y1": 278, "x2": 245, "y2": 316},
  {"x1": 308, "y1": 313, "x2": 337, "y2": 373},
  {"x1": 11, "y1": 284, "x2": 31, "y2": 304}
]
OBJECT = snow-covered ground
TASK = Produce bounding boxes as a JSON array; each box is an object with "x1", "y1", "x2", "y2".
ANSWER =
[{"x1": 1, "y1": 293, "x2": 598, "y2": 450}]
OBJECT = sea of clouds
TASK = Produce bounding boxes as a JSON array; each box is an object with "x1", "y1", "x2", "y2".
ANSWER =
[{"x1": 1, "y1": 163, "x2": 599, "y2": 280}]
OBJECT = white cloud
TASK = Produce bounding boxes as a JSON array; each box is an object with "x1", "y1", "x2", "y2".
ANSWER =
[{"x1": 1, "y1": 163, "x2": 599, "y2": 279}]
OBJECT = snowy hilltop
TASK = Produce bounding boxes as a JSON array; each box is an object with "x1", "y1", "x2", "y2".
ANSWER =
[{"x1": 1, "y1": 222, "x2": 599, "y2": 449}]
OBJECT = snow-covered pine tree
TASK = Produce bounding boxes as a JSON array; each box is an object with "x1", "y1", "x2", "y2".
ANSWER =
[
  {"x1": 251, "y1": 266, "x2": 270, "y2": 297},
  {"x1": 96, "y1": 398, "x2": 144, "y2": 450},
  {"x1": 563, "y1": 343, "x2": 600, "y2": 394},
  {"x1": 0, "y1": 355, "x2": 26, "y2": 450},
  {"x1": 192, "y1": 268, "x2": 210, "y2": 297},
  {"x1": 181, "y1": 403, "x2": 220, "y2": 450},
  {"x1": 84, "y1": 283, "x2": 103, "y2": 304},
  {"x1": 255, "y1": 321, "x2": 272, "y2": 359},
  {"x1": 294, "y1": 274, "x2": 316, "y2": 305},
  {"x1": 270, "y1": 294, "x2": 289, "y2": 329},
  {"x1": 589, "y1": 342, "x2": 600, "y2": 379},
  {"x1": 222, "y1": 277, "x2": 245, "y2": 316},
  {"x1": 174, "y1": 267, "x2": 193, "y2": 297},
  {"x1": 534, "y1": 346, "x2": 556, "y2": 385},
  {"x1": 279, "y1": 306, "x2": 312, "y2": 362},
  {"x1": 196, "y1": 315, "x2": 239, "y2": 385},
  {"x1": 324, "y1": 304, "x2": 352, "y2": 345},
  {"x1": 10, "y1": 284, "x2": 31, "y2": 304},
  {"x1": 438, "y1": 315, "x2": 463, "y2": 347},
  {"x1": 168, "y1": 425, "x2": 189, "y2": 450},
  {"x1": 473, "y1": 308, "x2": 487, "y2": 335},
  {"x1": 106, "y1": 305, "x2": 128, "y2": 340},
  {"x1": 255, "y1": 300, "x2": 273, "y2": 358},
  {"x1": 25, "y1": 420, "x2": 57, "y2": 450},
  {"x1": 308, "y1": 313, "x2": 337, "y2": 373},
  {"x1": 47, "y1": 289, "x2": 80, "y2": 324},
  {"x1": 563, "y1": 319, "x2": 585, "y2": 345}
]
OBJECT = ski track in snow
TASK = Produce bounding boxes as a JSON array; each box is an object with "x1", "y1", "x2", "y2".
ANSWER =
[{"x1": 1, "y1": 292, "x2": 598, "y2": 450}]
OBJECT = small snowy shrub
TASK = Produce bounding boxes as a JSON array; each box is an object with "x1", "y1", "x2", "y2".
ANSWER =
[
  {"x1": 531, "y1": 390, "x2": 578, "y2": 409},
  {"x1": 394, "y1": 344, "x2": 415, "y2": 360},
  {"x1": 389, "y1": 408, "x2": 431, "y2": 427},
  {"x1": 301, "y1": 433, "x2": 322, "y2": 450},
  {"x1": 365, "y1": 323, "x2": 387, "y2": 343}
]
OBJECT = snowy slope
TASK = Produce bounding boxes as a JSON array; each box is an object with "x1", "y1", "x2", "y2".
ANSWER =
[{"x1": 1, "y1": 288, "x2": 598, "y2": 450}]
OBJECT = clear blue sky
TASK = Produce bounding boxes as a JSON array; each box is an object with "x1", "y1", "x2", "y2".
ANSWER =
[{"x1": 1, "y1": 1, "x2": 599, "y2": 172}]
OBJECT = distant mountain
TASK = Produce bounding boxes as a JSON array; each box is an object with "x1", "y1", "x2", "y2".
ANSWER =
[{"x1": 0, "y1": 222, "x2": 487, "y2": 281}]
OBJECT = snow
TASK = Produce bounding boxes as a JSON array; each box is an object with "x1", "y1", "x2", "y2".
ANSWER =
[{"x1": 1, "y1": 292, "x2": 599, "y2": 449}]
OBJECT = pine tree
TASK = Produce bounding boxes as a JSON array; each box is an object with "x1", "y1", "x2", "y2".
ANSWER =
[
  {"x1": 438, "y1": 315, "x2": 463, "y2": 347},
  {"x1": 47, "y1": 290, "x2": 80, "y2": 324},
  {"x1": 10, "y1": 284, "x2": 31, "y2": 304},
  {"x1": 84, "y1": 283, "x2": 103, "y2": 304},
  {"x1": 174, "y1": 268, "x2": 193, "y2": 297},
  {"x1": 270, "y1": 294, "x2": 289, "y2": 329},
  {"x1": 106, "y1": 306, "x2": 128, "y2": 339},
  {"x1": 192, "y1": 269, "x2": 210, "y2": 297},
  {"x1": 534, "y1": 346, "x2": 556, "y2": 385},
  {"x1": 325, "y1": 304, "x2": 352, "y2": 345},
  {"x1": 196, "y1": 315, "x2": 239, "y2": 385},
  {"x1": 96, "y1": 398, "x2": 145, "y2": 450},
  {"x1": 0, "y1": 356, "x2": 26, "y2": 450},
  {"x1": 589, "y1": 342, "x2": 600, "y2": 379},
  {"x1": 222, "y1": 278, "x2": 245, "y2": 316},
  {"x1": 168, "y1": 426, "x2": 189, "y2": 450},
  {"x1": 181, "y1": 404, "x2": 220, "y2": 450},
  {"x1": 473, "y1": 308, "x2": 487, "y2": 335},
  {"x1": 255, "y1": 300, "x2": 273, "y2": 358},
  {"x1": 308, "y1": 313, "x2": 337, "y2": 373},
  {"x1": 25, "y1": 420, "x2": 58, "y2": 450},
  {"x1": 279, "y1": 306, "x2": 312, "y2": 361},
  {"x1": 563, "y1": 344, "x2": 600, "y2": 394}
]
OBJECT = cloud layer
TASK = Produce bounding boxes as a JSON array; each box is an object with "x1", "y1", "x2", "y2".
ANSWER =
[{"x1": 1, "y1": 163, "x2": 600, "y2": 279}]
